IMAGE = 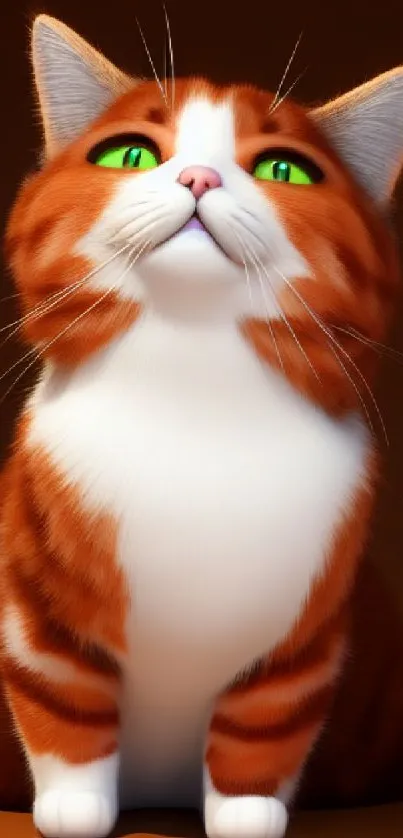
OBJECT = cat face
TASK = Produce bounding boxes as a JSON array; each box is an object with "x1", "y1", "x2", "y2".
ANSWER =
[
  {"x1": 5, "y1": 16, "x2": 403, "y2": 416},
  {"x1": 71, "y1": 81, "x2": 329, "y2": 314}
]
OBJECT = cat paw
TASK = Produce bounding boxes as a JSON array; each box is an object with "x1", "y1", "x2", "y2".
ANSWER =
[
  {"x1": 205, "y1": 794, "x2": 288, "y2": 838},
  {"x1": 33, "y1": 789, "x2": 117, "y2": 838}
]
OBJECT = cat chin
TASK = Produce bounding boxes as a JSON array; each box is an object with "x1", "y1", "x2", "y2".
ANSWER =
[{"x1": 137, "y1": 228, "x2": 243, "y2": 289}]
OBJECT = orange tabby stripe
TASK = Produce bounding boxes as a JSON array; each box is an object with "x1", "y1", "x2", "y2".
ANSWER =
[
  {"x1": 0, "y1": 417, "x2": 128, "y2": 765},
  {"x1": 4, "y1": 659, "x2": 118, "y2": 723},
  {"x1": 1, "y1": 419, "x2": 128, "y2": 653},
  {"x1": 207, "y1": 720, "x2": 327, "y2": 796},
  {"x1": 5, "y1": 681, "x2": 117, "y2": 763},
  {"x1": 223, "y1": 623, "x2": 345, "y2": 728},
  {"x1": 9, "y1": 564, "x2": 120, "y2": 679},
  {"x1": 207, "y1": 634, "x2": 340, "y2": 795}
]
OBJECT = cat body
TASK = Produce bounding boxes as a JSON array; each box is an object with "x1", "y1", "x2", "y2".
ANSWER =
[
  {"x1": 1, "y1": 14, "x2": 403, "y2": 838},
  {"x1": 28, "y1": 308, "x2": 368, "y2": 811}
]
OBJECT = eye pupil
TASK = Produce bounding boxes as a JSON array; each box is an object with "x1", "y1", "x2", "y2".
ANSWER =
[
  {"x1": 273, "y1": 161, "x2": 291, "y2": 182},
  {"x1": 123, "y1": 147, "x2": 142, "y2": 168}
]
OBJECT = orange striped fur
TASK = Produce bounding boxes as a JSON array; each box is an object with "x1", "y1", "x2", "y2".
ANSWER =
[{"x1": 0, "y1": 421, "x2": 127, "y2": 769}]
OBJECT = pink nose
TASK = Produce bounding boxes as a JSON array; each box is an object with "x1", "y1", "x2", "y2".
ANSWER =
[{"x1": 177, "y1": 166, "x2": 222, "y2": 200}]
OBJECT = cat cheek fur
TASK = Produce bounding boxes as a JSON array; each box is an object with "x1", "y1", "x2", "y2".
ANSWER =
[{"x1": 2, "y1": 12, "x2": 403, "y2": 838}]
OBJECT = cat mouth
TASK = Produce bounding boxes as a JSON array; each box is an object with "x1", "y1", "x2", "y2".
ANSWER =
[
  {"x1": 172, "y1": 213, "x2": 234, "y2": 261},
  {"x1": 180, "y1": 214, "x2": 207, "y2": 233},
  {"x1": 151, "y1": 213, "x2": 236, "y2": 264}
]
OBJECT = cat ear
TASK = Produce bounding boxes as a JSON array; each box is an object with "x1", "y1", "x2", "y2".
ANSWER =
[
  {"x1": 311, "y1": 68, "x2": 403, "y2": 204},
  {"x1": 32, "y1": 15, "x2": 136, "y2": 156}
]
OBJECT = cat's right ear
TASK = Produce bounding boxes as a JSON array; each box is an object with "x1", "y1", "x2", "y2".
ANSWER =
[{"x1": 31, "y1": 15, "x2": 136, "y2": 157}]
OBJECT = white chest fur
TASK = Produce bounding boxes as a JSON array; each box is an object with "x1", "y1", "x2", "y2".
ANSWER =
[{"x1": 29, "y1": 311, "x2": 369, "y2": 807}]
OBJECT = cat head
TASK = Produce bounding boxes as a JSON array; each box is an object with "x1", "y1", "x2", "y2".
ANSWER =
[{"x1": 6, "y1": 15, "x2": 403, "y2": 417}]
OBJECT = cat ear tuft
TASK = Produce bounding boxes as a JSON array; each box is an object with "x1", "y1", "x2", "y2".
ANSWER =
[
  {"x1": 32, "y1": 15, "x2": 136, "y2": 156},
  {"x1": 311, "y1": 68, "x2": 403, "y2": 204}
]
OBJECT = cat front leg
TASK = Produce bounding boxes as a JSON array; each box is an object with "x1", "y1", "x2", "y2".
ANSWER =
[
  {"x1": 2, "y1": 597, "x2": 122, "y2": 838},
  {"x1": 204, "y1": 615, "x2": 345, "y2": 838},
  {"x1": 0, "y1": 445, "x2": 128, "y2": 838}
]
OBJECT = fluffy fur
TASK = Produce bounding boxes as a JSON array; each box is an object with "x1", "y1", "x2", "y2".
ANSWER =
[{"x1": 1, "y1": 14, "x2": 403, "y2": 838}]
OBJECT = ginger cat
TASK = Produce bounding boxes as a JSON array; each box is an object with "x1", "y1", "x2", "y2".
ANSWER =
[{"x1": 1, "y1": 14, "x2": 403, "y2": 838}]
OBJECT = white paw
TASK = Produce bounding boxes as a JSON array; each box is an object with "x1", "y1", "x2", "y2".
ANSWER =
[
  {"x1": 33, "y1": 789, "x2": 117, "y2": 838},
  {"x1": 205, "y1": 794, "x2": 288, "y2": 838}
]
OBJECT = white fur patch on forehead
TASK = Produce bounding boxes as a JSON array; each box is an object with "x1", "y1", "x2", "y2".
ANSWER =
[{"x1": 175, "y1": 97, "x2": 235, "y2": 164}]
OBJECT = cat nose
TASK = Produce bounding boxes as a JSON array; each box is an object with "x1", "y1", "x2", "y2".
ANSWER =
[{"x1": 177, "y1": 166, "x2": 222, "y2": 200}]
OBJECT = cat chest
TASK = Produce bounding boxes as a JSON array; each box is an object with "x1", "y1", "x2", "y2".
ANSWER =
[{"x1": 29, "y1": 316, "x2": 369, "y2": 686}]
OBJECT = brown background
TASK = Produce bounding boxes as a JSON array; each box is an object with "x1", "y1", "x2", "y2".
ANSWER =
[{"x1": 1, "y1": 0, "x2": 403, "y2": 817}]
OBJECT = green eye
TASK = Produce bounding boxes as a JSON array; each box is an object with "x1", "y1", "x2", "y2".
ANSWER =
[
  {"x1": 253, "y1": 156, "x2": 318, "y2": 185},
  {"x1": 94, "y1": 144, "x2": 160, "y2": 170}
]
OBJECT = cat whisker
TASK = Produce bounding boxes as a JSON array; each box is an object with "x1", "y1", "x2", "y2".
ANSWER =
[
  {"x1": 0, "y1": 240, "x2": 149, "y2": 404},
  {"x1": 230, "y1": 211, "x2": 267, "y2": 254},
  {"x1": 332, "y1": 324, "x2": 403, "y2": 366},
  {"x1": 234, "y1": 231, "x2": 285, "y2": 373},
  {"x1": 0, "y1": 241, "x2": 134, "y2": 349},
  {"x1": 0, "y1": 243, "x2": 141, "y2": 387},
  {"x1": 136, "y1": 17, "x2": 168, "y2": 106},
  {"x1": 162, "y1": 43, "x2": 168, "y2": 98},
  {"x1": 163, "y1": 4, "x2": 175, "y2": 110},
  {"x1": 269, "y1": 69, "x2": 307, "y2": 116},
  {"x1": 243, "y1": 258, "x2": 255, "y2": 314},
  {"x1": 271, "y1": 263, "x2": 387, "y2": 443},
  {"x1": 232, "y1": 230, "x2": 256, "y2": 313},
  {"x1": 249, "y1": 256, "x2": 285, "y2": 374},
  {"x1": 0, "y1": 344, "x2": 39, "y2": 386},
  {"x1": 269, "y1": 31, "x2": 303, "y2": 113},
  {"x1": 0, "y1": 291, "x2": 20, "y2": 303},
  {"x1": 246, "y1": 241, "x2": 320, "y2": 382},
  {"x1": 122, "y1": 214, "x2": 169, "y2": 254},
  {"x1": 324, "y1": 339, "x2": 375, "y2": 435},
  {"x1": 109, "y1": 204, "x2": 167, "y2": 243}
]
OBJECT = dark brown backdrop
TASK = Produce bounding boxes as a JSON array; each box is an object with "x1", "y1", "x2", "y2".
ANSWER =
[{"x1": 1, "y1": 0, "x2": 403, "y2": 812}]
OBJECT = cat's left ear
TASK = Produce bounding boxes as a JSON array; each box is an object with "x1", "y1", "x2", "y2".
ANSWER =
[
  {"x1": 32, "y1": 15, "x2": 136, "y2": 157},
  {"x1": 311, "y1": 68, "x2": 403, "y2": 205}
]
